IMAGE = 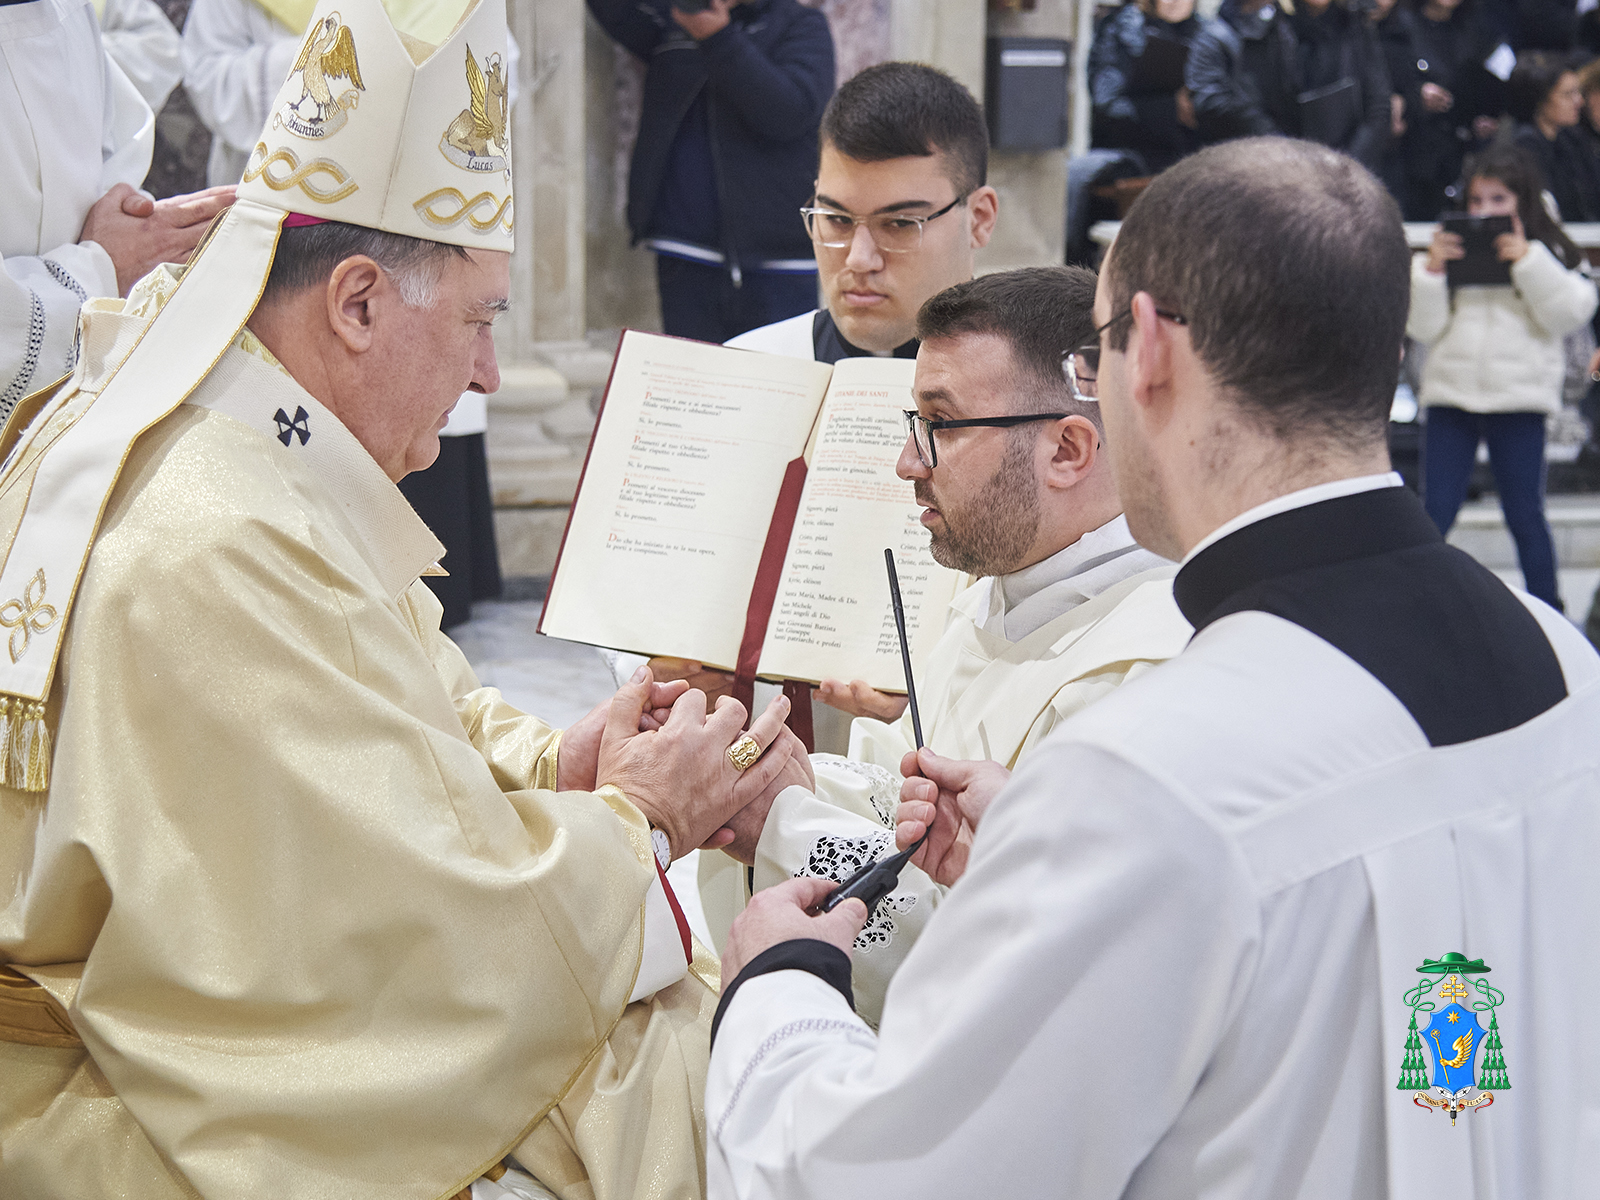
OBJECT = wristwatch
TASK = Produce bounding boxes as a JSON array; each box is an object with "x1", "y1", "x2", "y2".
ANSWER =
[{"x1": 650, "y1": 827, "x2": 671, "y2": 871}]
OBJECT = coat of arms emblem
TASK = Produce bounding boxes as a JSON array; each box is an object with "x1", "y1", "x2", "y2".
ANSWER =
[
  {"x1": 1397, "y1": 952, "x2": 1512, "y2": 1124},
  {"x1": 273, "y1": 12, "x2": 366, "y2": 140},
  {"x1": 439, "y1": 44, "x2": 509, "y2": 175}
]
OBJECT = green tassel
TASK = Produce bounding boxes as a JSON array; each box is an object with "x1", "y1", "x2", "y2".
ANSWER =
[{"x1": 1397, "y1": 1013, "x2": 1429, "y2": 1090}]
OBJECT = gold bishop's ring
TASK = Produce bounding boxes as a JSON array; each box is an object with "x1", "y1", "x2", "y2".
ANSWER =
[{"x1": 726, "y1": 734, "x2": 763, "y2": 772}]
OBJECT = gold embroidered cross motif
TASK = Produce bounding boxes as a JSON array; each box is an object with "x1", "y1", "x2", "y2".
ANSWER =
[{"x1": 0, "y1": 570, "x2": 60, "y2": 663}]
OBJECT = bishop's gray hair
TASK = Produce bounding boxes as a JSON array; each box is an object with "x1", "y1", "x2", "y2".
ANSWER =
[{"x1": 262, "y1": 221, "x2": 469, "y2": 309}]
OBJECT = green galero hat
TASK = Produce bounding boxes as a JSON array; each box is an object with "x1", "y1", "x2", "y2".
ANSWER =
[{"x1": 1417, "y1": 952, "x2": 1492, "y2": 974}]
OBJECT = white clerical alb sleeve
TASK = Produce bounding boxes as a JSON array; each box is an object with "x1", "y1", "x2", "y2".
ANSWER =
[
  {"x1": 180, "y1": 0, "x2": 299, "y2": 168},
  {"x1": 753, "y1": 779, "x2": 939, "y2": 1027},
  {"x1": 0, "y1": 247, "x2": 108, "y2": 417},
  {"x1": 706, "y1": 743, "x2": 1259, "y2": 1198},
  {"x1": 97, "y1": 51, "x2": 155, "y2": 193},
  {"x1": 629, "y1": 855, "x2": 693, "y2": 1003}
]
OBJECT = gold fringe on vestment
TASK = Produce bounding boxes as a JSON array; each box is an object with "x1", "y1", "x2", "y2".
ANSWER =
[{"x1": 2, "y1": 698, "x2": 51, "y2": 791}]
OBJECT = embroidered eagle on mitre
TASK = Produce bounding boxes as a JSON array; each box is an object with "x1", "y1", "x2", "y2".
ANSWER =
[{"x1": 291, "y1": 14, "x2": 366, "y2": 123}]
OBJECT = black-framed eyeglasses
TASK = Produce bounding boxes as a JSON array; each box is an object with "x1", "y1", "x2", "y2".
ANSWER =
[
  {"x1": 801, "y1": 194, "x2": 968, "y2": 254},
  {"x1": 903, "y1": 410, "x2": 1072, "y2": 469},
  {"x1": 1062, "y1": 306, "x2": 1188, "y2": 404}
]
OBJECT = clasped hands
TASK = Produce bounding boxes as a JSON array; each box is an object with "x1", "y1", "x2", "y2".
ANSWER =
[
  {"x1": 79, "y1": 182, "x2": 237, "y2": 297},
  {"x1": 557, "y1": 666, "x2": 813, "y2": 862}
]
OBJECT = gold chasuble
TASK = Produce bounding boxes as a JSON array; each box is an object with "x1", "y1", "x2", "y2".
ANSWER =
[{"x1": 0, "y1": 0, "x2": 716, "y2": 1196}]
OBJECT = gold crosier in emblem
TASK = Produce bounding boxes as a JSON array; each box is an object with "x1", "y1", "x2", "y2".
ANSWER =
[{"x1": 0, "y1": 569, "x2": 59, "y2": 664}]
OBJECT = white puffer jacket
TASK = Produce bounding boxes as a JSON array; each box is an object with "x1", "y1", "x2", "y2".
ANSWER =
[{"x1": 1407, "y1": 239, "x2": 1598, "y2": 416}]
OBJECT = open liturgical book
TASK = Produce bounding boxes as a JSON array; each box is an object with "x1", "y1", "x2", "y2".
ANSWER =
[{"x1": 539, "y1": 330, "x2": 966, "y2": 692}]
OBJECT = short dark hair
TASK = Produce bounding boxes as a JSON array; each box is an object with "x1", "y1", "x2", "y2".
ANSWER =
[
  {"x1": 1462, "y1": 142, "x2": 1584, "y2": 267},
  {"x1": 1103, "y1": 138, "x2": 1408, "y2": 448},
  {"x1": 263, "y1": 220, "x2": 467, "y2": 307},
  {"x1": 1507, "y1": 51, "x2": 1581, "y2": 124},
  {"x1": 916, "y1": 266, "x2": 1099, "y2": 424},
  {"x1": 819, "y1": 62, "x2": 988, "y2": 197}
]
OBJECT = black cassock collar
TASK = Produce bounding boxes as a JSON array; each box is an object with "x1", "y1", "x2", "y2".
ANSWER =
[
  {"x1": 1174, "y1": 485, "x2": 1567, "y2": 747},
  {"x1": 811, "y1": 310, "x2": 918, "y2": 366}
]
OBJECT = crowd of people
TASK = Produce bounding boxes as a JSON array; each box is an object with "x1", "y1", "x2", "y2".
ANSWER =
[
  {"x1": 1092, "y1": 0, "x2": 1600, "y2": 632},
  {"x1": 1089, "y1": 0, "x2": 1600, "y2": 223}
]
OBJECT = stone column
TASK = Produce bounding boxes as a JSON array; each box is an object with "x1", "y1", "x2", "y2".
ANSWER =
[
  {"x1": 980, "y1": 0, "x2": 1075, "y2": 271},
  {"x1": 488, "y1": 0, "x2": 597, "y2": 579},
  {"x1": 509, "y1": 0, "x2": 585, "y2": 351},
  {"x1": 890, "y1": 0, "x2": 983, "y2": 95}
]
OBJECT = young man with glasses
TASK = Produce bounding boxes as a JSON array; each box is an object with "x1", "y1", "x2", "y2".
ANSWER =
[
  {"x1": 697, "y1": 267, "x2": 1193, "y2": 1020},
  {"x1": 654, "y1": 62, "x2": 1002, "y2": 731},
  {"x1": 728, "y1": 60, "x2": 998, "y2": 367}
]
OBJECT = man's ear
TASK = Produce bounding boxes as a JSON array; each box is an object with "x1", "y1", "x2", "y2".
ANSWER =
[
  {"x1": 967, "y1": 186, "x2": 999, "y2": 250},
  {"x1": 1042, "y1": 414, "x2": 1101, "y2": 490},
  {"x1": 325, "y1": 255, "x2": 385, "y2": 354},
  {"x1": 1125, "y1": 290, "x2": 1179, "y2": 434}
]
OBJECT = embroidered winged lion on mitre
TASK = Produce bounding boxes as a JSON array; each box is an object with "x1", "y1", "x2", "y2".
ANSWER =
[
  {"x1": 444, "y1": 44, "x2": 508, "y2": 162},
  {"x1": 290, "y1": 13, "x2": 366, "y2": 124}
]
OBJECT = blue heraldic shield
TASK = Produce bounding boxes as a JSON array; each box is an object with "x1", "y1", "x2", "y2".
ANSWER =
[{"x1": 1421, "y1": 1003, "x2": 1485, "y2": 1091}]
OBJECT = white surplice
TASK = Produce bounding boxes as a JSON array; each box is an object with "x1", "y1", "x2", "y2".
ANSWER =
[
  {"x1": 179, "y1": 0, "x2": 297, "y2": 186},
  {"x1": 699, "y1": 515, "x2": 1191, "y2": 1024},
  {"x1": 706, "y1": 479, "x2": 1600, "y2": 1199},
  {"x1": 0, "y1": 0, "x2": 152, "y2": 415},
  {"x1": 98, "y1": 0, "x2": 182, "y2": 111}
]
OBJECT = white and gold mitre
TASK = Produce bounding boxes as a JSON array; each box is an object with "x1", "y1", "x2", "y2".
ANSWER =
[
  {"x1": 239, "y1": 0, "x2": 514, "y2": 249},
  {"x1": 0, "y1": 0, "x2": 512, "y2": 791}
]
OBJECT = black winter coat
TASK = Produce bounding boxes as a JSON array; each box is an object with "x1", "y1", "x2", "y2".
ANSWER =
[
  {"x1": 1187, "y1": 0, "x2": 1390, "y2": 170},
  {"x1": 1393, "y1": 4, "x2": 1502, "y2": 218},
  {"x1": 1289, "y1": 3, "x2": 1393, "y2": 169},
  {"x1": 1514, "y1": 121, "x2": 1600, "y2": 223},
  {"x1": 1187, "y1": 1, "x2": 1301, "y2": 142},
  {"x1": 587, "y1": 0, "x2": 835, "y2": 270},
  {"x1": 1089, "y1": 3, "x2": 1205, "y2": 173}
]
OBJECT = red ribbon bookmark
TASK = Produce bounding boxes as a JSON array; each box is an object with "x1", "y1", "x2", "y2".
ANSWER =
[{"x1": 731, "y1": 456, "x2": 814, "y2": 751}]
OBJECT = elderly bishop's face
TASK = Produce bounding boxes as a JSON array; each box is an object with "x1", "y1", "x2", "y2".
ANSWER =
[{"x1": 364, "y1": 248, "x2": 509, "y2": 480}]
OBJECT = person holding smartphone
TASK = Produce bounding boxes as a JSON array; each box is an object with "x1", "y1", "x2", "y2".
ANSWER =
[
  {"x1": 586, "y1": 0, "x2": 835, "y2": 343},
  {"x1": 1410, "y1": 143, "x2": 1597, "y2": 610}
]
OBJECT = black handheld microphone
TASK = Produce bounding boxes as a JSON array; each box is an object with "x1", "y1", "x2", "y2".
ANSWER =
[{"x1": 815, "y1": 549, "x2": 927, "y2": 917}]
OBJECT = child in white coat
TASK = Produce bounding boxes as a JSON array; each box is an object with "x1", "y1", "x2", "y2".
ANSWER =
[{"x1": 1409, "y1": 143, "x2": 1598, "y2": 610}]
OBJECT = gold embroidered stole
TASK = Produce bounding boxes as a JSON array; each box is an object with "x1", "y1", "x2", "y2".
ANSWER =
[{"x1": 0, "y1": 201, "x2": 286, "y2": 790}]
